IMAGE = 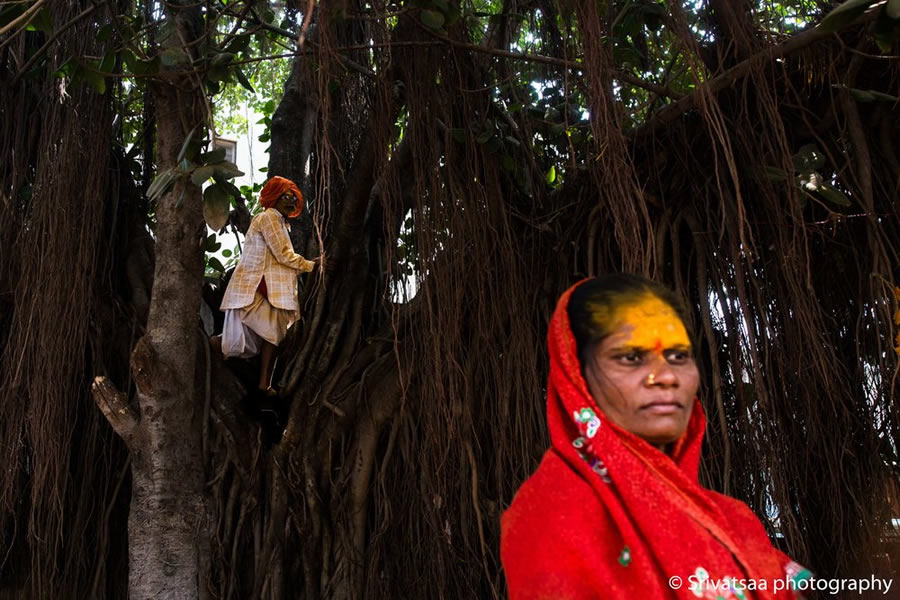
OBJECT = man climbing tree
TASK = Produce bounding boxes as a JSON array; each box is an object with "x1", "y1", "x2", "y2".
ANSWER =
[{"x1": 217, "y1": 176, "x2": 317, "y2": 396}]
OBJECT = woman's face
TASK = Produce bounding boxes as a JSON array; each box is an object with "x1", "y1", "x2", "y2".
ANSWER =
[
  {"x1": 275, "y1": 192, "x2": 299, "y2": 217},
  {"x1": 582, "y1": 294, "x2": 699, "y2": 448}
]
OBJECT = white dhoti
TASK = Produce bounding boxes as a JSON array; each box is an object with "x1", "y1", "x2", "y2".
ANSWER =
[{"x1": 221, "y1": 292, "x2": 298, "y2": 359}]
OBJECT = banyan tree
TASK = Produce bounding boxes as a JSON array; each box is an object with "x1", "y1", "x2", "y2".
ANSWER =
[{"x1": 0, "y1": 0, "x2": 898, "y2": 598}]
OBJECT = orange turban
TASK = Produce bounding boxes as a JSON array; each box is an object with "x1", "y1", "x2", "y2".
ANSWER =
[{"x1": 259, "y1": 176, "x2": 304, "y2": 218}]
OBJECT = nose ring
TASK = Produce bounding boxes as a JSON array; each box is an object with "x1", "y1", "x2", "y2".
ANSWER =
[{"x1": 646, "y1": 373, "x2": 656, "y2": 385}]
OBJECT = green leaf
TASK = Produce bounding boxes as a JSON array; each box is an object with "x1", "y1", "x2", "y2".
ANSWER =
[
  {"x1": 760, "y1": 166, "x2": 788, "y2": 182},
  {"x1": 76, "y1": 63, "x2": 106, "y2": 94},
  {"x1": 142, "y1": 56, "x2": 161, "y2": 76},
  {"x1": 476, "y1": 130, "x2": 492, "y2": 144},
  {"x1": 548, "y1": 123, "x2": 566, "y2": 136},
  {"x1": 612, "y1": 46, "x2": 643, "y2": 69},
  {"x1": 431, "y1": 0, "x2": 449, "y2": 13},
  {"x1": 818, "y1": 0, "x2": 876, "y2": 33},
  {"x1": 643, "y1": 4, "x2": 664, "y2": 31},
  {"x1": 545, "y1": 165, "x2": 556, "y2": 184},
  {"x1": 831, "y1": 83, "x2": 897, "y2": 102},
  {"x1": 198, "y1": 148, "x2": 227, "y2": 165},
  {"x1": 223, "y1": 34, "x2": 252, "y2": 55},
  {"x1": 214, "y1": 177, "x2": 242, "y2": 199},
  {"x1": 791, "y1": 144, "x2": 825, "y2": 172},
  {"x1": 29, "y1": 7, "x2": 52, "y2": 34},
  {"x1": 99, "y1": 50, "x2": 116, "y2": 74},
  {"x1": 210, "y1": 52, "x2": 235, "y2": 67},
  {"x1": 420, "y1": 9, "x2": 445, "y2": 30},
  {"x1": 212, "y1": 160, "x2": 245, "y2": 179},
  {"x1": 160, "y1": 47, "x2": 190, "y2": 67},
  {"x1": 147, "y1": 169, "x2": 177, "y2": 203},
  {"x1": 868, "y1": 90, "x2": 899, "y2": 101},
  {"x1": 207, "y1": 256, "x2": 226, "y2": 272},
  {"x1": 203, "y1": 184, "x2": 231, "y2": 231},
  {"x1": 207, "y1": 65, "x2": 228, "y2": 83},
  {"x1": 234, "y1": 67, "x2": 255, "y2": 92},
  {"x1": 502, "y1": 155, "x2": 515, "y2": 172},
  {"x1": 451, "y1": 128, "x2": 467, "y2": 143},
  {"x1": 191, "y1": 165, "x2": 217, "y2": 186},
  {"x1": 177, "y1": 126, "x2": 200, "y2": 164},
  {"x1": 96, "y1": 24, "x2": 114, "y2": 43},
  {"x1": 129, "y1": 15, "x2": 144, "y2": 34},
  {"x1": 445, "y1": 4, "x2": 461, "y2": 26},
  {"x1": 873, "y1": 7, "x2": 900, "y2": 51},
  {"x1": 121, "y1": 49, "x2": 136, "y2": 71},
  {"x1": 817, "y1": 183, "x2": 852, "y2": 207},
  {"x1": 888, "y1": 0, "x2": 900, "y2": 19},
  {"x1": 51, "y1": 57, "x2": 73, "y2": 78},
  {"x1": 204, "y1": 234, "x2": 221, "y2": 252},
  {"x1": 222, "y1": 249, "x2": 232, "y2": 258}
]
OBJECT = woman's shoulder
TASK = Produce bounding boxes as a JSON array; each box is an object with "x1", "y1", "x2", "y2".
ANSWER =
[
  {"x1": 502, "y1": 450, "x2": 611, "y2": 547},
  {"x1": 704, "y1": 488, "x2": 769, "y2": 525},
  {"x1": 501, "y1": 450, "x2": 617, "y2": 598}
]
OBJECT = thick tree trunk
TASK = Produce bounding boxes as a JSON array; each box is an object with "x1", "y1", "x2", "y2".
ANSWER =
[
  {"x1": 270, "y1": 54, "x2": 318, "y2": 256},
  {"x1": 131, "y1": 92, "x2": 209, "y2": 598},
  {"x1": 93, "y1": 5, "x2": 209, "y2": 599}
]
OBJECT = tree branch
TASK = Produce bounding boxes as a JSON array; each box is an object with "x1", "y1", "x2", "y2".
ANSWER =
[
  {"x1": 421, "y1": 25, "x2": 681, "y2": 98},
  {"x1": 92, "y1": 375, "x2": 139, "y2": 444},
  {"x1": 229, "y1": 13, "x2": 378, "y2": 79},
  {"x1": 634, "y1": 12, "x2": 878, "y2": 138},
  {"x1": 0, "y1": 0, "x2": 44, "y2": 38},
  {"x1": 10, "y1": 2, "x2": 100, "y2": 80}
]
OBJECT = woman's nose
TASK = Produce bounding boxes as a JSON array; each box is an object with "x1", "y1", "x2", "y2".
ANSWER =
[{"x1": 647, "y1": 357, "x2": 678, "y2": 386}]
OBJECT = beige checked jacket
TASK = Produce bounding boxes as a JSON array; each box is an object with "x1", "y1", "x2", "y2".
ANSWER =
[{"x1": 220, "y1": 208, "x2": 314, "y2": 312}]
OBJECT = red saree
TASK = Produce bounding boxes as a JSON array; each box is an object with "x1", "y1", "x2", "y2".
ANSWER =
[{"x1": 501, "y1": 282, "x2": 810, "y2": 599}]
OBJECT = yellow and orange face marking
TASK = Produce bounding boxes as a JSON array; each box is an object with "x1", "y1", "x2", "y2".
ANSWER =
[{"x1": 589, "y1": 294, "x2": 690, "y2": 354}]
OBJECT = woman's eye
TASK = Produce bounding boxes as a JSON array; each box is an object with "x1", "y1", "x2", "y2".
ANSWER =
[
  {"x1": 664, "y1": 350, "x2": 692, "y2": 364},
  {"x1": 615, "y1": 352, "x2": 643, "y2": 364}
]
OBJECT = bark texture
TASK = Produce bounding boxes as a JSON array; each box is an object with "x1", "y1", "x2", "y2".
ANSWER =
[{"x1": 92, "y1": 5, "x2": 211, "y2": 598}]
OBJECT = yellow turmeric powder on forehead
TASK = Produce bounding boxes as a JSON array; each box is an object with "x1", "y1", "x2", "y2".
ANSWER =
[{"x1": 587, "y1": 294, "x2": 691, "y2": 352}]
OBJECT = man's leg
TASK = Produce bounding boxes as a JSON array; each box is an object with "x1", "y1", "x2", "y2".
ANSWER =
[
  {"x1": 259, "y1": 340, "x2": 277, "y2": 393},
  {"x1": 209, "y1": 335, "x2": 223, "y2": 355}
]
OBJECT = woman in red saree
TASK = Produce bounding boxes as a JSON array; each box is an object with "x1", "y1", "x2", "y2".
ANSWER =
[{"x1": 501, "y1": 274, "x2": 810, "y2": 599}]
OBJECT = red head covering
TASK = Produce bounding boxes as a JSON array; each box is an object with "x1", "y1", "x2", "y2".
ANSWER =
[
  {"x1": 500, "y1": 279, "x2": 809, "y2": 600},
  {"x1": 259, "y1": 176, "x2": 304, "y2": 218}
]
